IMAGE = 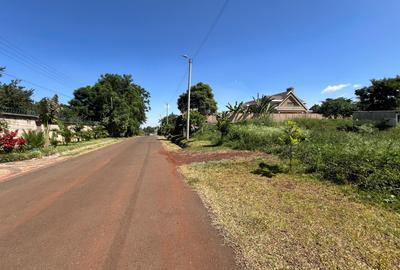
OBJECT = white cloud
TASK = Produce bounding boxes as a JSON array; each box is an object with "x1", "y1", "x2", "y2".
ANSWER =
[
  {"x1": 353, "y1": 84, "x2": 363, "y2": 89},
  {"x1": 322, "y1": 83, "x2": 351, "y2": 94}
]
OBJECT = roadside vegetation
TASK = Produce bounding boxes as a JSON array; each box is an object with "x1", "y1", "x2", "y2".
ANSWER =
[
  {"x1": 160, "y1": 76, "x2": 400, "y2": 269},
  {"x1": 180, "y1": 158, "x2": 400, "y2": 270},
  {"x1": 0, "y1": 68, "x2": 150, "y2": 162}
]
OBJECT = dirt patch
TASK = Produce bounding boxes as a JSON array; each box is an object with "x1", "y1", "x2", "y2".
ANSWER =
[{"x1": 165, "y1": 149, "x2": 264, "y2": 165}]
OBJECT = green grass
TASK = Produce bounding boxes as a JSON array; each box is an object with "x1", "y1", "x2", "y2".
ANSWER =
[
  {"x1": 0, "y1": 138, "x2": 122, "y2": 163},
  {"x1": 180, "y1": 158, "x2": 400, "y2": 270}
]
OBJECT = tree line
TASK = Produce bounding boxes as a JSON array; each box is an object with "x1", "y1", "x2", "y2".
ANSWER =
[
  {"x1": 0, "y1": 67, "x2": 150, "y2": 137},
  {"x1": 310, "y1": 76, "x2": 400, "y2": 118}
]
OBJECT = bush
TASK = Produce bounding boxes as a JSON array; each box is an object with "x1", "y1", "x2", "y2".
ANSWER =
[
  {"x1": 93, "y1": 124, "x2": 109, "y2": 139},
  {"x1": 22, "y1": 130, "x2": 45, "y2": 149},
  {"x1": 56, "y1": 120, "x2": 73, "y2": 144},
  {"x1": 50, "y1": 133, "x2": 59, "y2": 147},
  {"x1": 0, "y1": 129, "x2": 25, "y2": 153},
  {"x1": 253, "y1": 161, "x2": 284, "y2": 178},
  {"x1": 226, "y1": 124, "x2": 283, "y2": 153},
  {"x1": 297, "y1": 128, "x2": 400, "y2": 195},
  {"x1": 80, "y1": 129, "x2": 94, "y2": 141}
]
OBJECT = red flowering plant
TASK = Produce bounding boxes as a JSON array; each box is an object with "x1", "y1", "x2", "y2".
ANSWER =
[{"x1": 0, "y1": 129, "x2": 26, "y2": 153}]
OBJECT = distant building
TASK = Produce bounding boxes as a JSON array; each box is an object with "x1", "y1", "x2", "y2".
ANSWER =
[
  {"x1": 243, "y1": 87, "x2": 308, "y2": 114},
  {"x1": 353, "y1": 111, "x2": 400, "y2": 127}
]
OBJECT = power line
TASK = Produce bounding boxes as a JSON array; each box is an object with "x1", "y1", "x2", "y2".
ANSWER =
[
  {"x1": 0, "y1": 37, "x2": 73, "y2": 83},
  {"x1": 1, "y1": 72, "x2": 73, "y2": 99},
  {"x1": 192, "y1": 0, "x2": 230, "y2": 59},
  {"x1": 169, "y1": 0, "x2": 230, "y2": 105},
  {"x1": 0, "y1": 48, "x2": 73, "y2": 88},
  {"x1": 0, "y1": 36, "x2": 79, "y2": 87},
  {"x1": 169, "y1": 69, "x2": 188, "y2": 104}
]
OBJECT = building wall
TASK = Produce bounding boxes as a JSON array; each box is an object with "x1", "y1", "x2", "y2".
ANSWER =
[
  {"x1": 0, "y1": 114, "x2": 91, "y2": 141},
  {"x1": 353, "y1": 111, "x2": 399, "y2": 127},
  {"x1": 0, "y1": 114, "x2": 40, "y2": 133},
  {"x1": 207, "y1": 112, "x2": 323, "y2": 124},
  {"x1": 271, "y1": 113, "x2": 322, "y2": 121}
]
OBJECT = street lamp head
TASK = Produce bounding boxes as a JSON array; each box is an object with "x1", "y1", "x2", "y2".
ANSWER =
[{"x1": 182, "y1": 54, "x2": 189, "y2": 59}]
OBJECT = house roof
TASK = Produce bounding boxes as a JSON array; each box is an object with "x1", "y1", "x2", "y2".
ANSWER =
[{"x1": 243, "y1": 89, "x2": 306, "y2": 106}]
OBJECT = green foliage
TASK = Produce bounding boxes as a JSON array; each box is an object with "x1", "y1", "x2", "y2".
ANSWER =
[
  {"x1": 226, "y1": 124, "x2": 283, "y2": 153},
  {"x1": 0, "y1": 119, "x2": 8, "y2": 130},
  {"x1": 279, "y1": 120, "x2": 306, "y2": 171},
  {"x1": 309, "y1": 104, "x2": 321, "y2": 113},
  {"x1": 177, "y1": 82, "x2": 217, "y2": 115},
  {"x1": 253, "y1": 161, "x2": 284, "y2": 178},
  {"x1": 186, "y1": 111, "x2": 206, "y2": 134},
  {"x1": 216, "y1": 112, "x2": 230, "y2": 142},
  {"x1": 80, "y1": 129, "x2": 94, "y2": 141},
  {"x1": 92, "y1": 124, "x2": 109, "y2": 139},
  {"x1": 22, "y1": 130, "x2": 45, "y2": 149},
  {"x1": 297, "y1": 128, "x2": 400, "y2": 196},
  {"x1": 37, "y1": 95, "x2": 60, "y2": 146},
  {"x1": 69, "y1": 74, "x2": 150, "y2": 137},
  {"x1": 158, "y1": 113, "x2": 182, "y2": 136},
  {"x1": 293, "y1": 118, "x2": 352, "y2": 130},
  {"x1": 0, "y1": 68, "x2": 34, "y2": 111},
  {"x1": 355, "y1": 76, "x2": 400, "y2": 110},
  {"x1": 142, "y1": 126, "x2": 156, "y2": 135},
  {"x1": 184, "y1": 118, "x2": 400, "y2": 198},
  {"x1": 317, "y1": 97, "x2": 357, "y2": 118},
  {"x1": 56, "y1": 119, "x2": 73, "y2": 144},
  {"x1": 247, "y1": 95, "x2": 277, "y2": 117},
  {"x1": 50, "y1": 133, "x2": 59, "y2": 147}
]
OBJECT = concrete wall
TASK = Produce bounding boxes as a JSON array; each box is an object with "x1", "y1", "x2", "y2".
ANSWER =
[
  {"x1": 207, "y1": 112, "x2": 323, "y2": 124},
  {"x1": 353, "y1": 111, "x2": 400, "y2": 127},
  {"x1": 0, "y1": 113, "x2": 92, "y2": 141}
]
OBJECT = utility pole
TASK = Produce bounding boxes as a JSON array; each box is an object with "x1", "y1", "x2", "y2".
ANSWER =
[
  {"x1": 165, "y1": 103, "x2": 169, "y2": 125},
  {"x1": 182, "y1": 55, "x2": 192, "y2": 140}
]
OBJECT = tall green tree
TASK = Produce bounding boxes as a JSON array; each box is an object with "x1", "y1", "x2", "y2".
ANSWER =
[
  {"x1": 177, "y1": 82, "x2": 217, "y2": 115},
  {"x1": 355, "y1": 76, "x2": 400, "y2": 110},
  {"x1": 309, "y1": 104, "x2": 321, "y2": 113},
  {"x1": 318, "y1": 97, "x2": 357, "y2": 118},
  {"x1": 69, "y1": 74, "x2": 150, "y2": 137},
  {"x1": 0, "y1": 67, "x2": 34, "y2": 112},
  {"x1": 37, "y1": 95, "x2": 60, "y2": 146}
]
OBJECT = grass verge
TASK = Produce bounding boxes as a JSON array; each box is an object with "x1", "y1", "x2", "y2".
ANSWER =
[
  {"x1": 179, "y1": 157, "x2": 400, "y2": 270},
  {"x1": 158, "y1": 136, "x2": 182, "y2": 152},
  {"x1": 0, "y1": 138, "x2": 123, "y2": 163}
]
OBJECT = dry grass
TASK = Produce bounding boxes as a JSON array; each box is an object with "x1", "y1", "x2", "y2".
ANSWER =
[
  {"x1": 158, "y1": 136, "x2": 182, "y2": 152},
  {"x1": 179, "y1": 158, "x2": 400, "y2": 270}
]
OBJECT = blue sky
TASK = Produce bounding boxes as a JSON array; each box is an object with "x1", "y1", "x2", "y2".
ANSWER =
[{"x1": 1, "y1": 0, "x2": 400, "y2": 126}]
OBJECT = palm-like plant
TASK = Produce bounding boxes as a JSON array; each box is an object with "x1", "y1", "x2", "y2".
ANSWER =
[
  {"x1": 226, "y1": 101, "x2": 245, "y2": 122},
  {"x1": 247, "y1": 95, "x2": 276, "y2": 117}
]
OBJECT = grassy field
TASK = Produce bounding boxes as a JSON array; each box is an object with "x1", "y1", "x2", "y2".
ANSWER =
[
  {"x1": 180, "y1": 157, "x2": 400, "y2": 270},
  {"x1": 0, "y1": 138, "x2": 123, "y2": 163},
  {"x1": 183, "y1": 119, "x2": 400, "y2": 210}
]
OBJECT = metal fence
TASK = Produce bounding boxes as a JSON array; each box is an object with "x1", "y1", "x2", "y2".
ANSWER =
[
  {"x1": 0, "y1": 106, "x2": 96, "y2": 126},
  {"x1": 0, "y1": 106, "x2": 38, "y2": 117}
]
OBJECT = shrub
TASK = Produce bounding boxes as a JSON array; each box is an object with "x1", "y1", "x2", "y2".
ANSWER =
[
  {"x1": 93, "y1": 124, "x2": 109, "y2": 139},
  {"x1": 56, "y1": 120, "x2": 73, "y2": 144},
  {"x1": 279, "y1": 120, "x2": 306, "y2": 171},
  {"x1": 81, "y1": 129, "x2": 94, "y2": 141},
  {"x1": 253, "y1": 161, "x2": 284, "y2": 178},
  {"x1": 297, "y1": 128, "x2": 400, "y2": 196},
  {"x1": 22, "y1": 130, "x2": 45, "y2": 149},
  {"x1": 216, "y1": 112, "x2": 230, "y2": 143},
  {"x1": 50, "y1": 133, "x2": 59, "y2": 147},
  {"x1": 226, "y1": 124, "x2": 283, "y2": 153},
  {"x1": 0, "y1": 129, "x2": 25, "y2": 153},
  {"x1": 0, "y1": 119, "x2": 8, "y2": 130}
]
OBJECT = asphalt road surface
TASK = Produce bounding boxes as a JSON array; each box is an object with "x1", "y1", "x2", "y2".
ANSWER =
[{"x1": 0, "y1": 136, "x2": 239, "y2": 270}]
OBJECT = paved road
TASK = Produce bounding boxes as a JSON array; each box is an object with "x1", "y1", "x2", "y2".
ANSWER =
[{"x1": 0, "y1": 137, "x2": 239, "y2": 270}]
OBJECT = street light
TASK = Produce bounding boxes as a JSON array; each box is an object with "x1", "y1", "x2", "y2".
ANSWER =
[{"x1": 182, "y1": 54, "x2": 192, "y2": 140}]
